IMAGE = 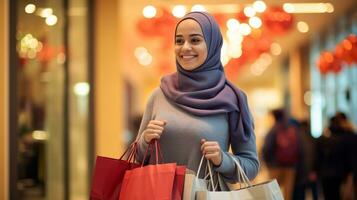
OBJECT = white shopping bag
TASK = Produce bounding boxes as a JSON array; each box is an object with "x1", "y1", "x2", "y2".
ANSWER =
[{"x1": 196, "y1": 156, "x2": 284, "y2": 200}]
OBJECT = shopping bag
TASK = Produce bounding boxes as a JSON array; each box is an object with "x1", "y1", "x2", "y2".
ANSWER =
[
  {"x1": 119, "y1": 163, "x2": 177, "y2": 200},
  {"x1": 119, "y1": 140, "x2": 186, "y2": 200},
  {"x1": 182, "y1": 169, "x2": 197, "y2": 200},
  {"x1": 229, "y1": 179, "x2": 283, "y2": 199},
  {"x1": 173, "y1": 165, "x2": 187, "y2": 200},
  {"x1": 89, "y1": 142, "x2": 140, "y2": 200},
  {"x1": 196, "y1": 156, "x2": 284, "y2": 200},
  {"x1": 196, "y1": 179, "x2": 282, "y2": 200},
  {"x1": 182, "y1": 156, "x2": 213, "y2": 200}
]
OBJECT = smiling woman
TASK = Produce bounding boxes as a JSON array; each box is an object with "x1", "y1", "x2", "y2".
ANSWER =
[
  {"x1": 135, "y1": 11, "x2": 259, "y2": 185},
  {"x1": 175, "y1": 19, "x2": 208, "y2": 71}
]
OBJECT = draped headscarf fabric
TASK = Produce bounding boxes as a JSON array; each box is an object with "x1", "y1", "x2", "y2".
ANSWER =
[{"x1": 160, "y1": 11, "x2": 254, "y2": 143}]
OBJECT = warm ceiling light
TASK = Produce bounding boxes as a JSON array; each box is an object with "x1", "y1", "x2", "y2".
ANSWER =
[
  {"x1": 252, "y1": 1, "x2": 266, "y2": 13},
  {"x1": 297, "y1": 21, "x2": 309, "y2": 33},
  {"x1": 25, "y1": 4, "x2": 36, "y2": 14},
  {"x1": 38, "y1": 8, "x2": 53, "y2": 18},
  {"x1": 239, "y1": 23, "x2": 251, "y2": 36},
  {"x1": 228, "y1": 46, "x2": 242, "y2": 58},
  {"x1": 191, "y1": 4, "x2": 206, "y2": 12},
  {"x1": 283, "y1": 3, "x2": 335, "y2": 13},
  {"x1": 226, "y1": 30, "x2": 243, "y2": 43},
  {"x1": 74, "y1": 82, "x2": 90, "y2": 96},
  {"x1": 244, "y1": 6, "x2": 256, "y2": 17},
  {"x1": 226, "y1": 18, "x2": 240, "y2": 30},
  {"x1": 270, "y1": 43, "x2": 282, "y2": 56},
  {"x1": 208, "y1": 4, "x2": 240, "y2": 14},
  {"x1": 32, "y1": 130, "x2": 48, "y2": 140},
  {"x1": 221, "y1": 40, "x2": 230, "y2": 66},
  {"x1": 249, "y1": 17, "x2": 262, "y2": 29},
  {"x1": 134, "y1": 47, "x2": 148, "y2": 59},
  {"x1": 325, "y1": 3, "x2": 334, "y2": 13},
  {"x1": 139, "y1": 54, "x2": 152, "y2": 66},
  {"x1": 134, "y1": 46, "x2": 153, "y2": 66},
  {"x1": 304, "y1": 91, "x2": 312, "y2": 106},
  {"x1": 172, "y1": 5, "x2": 186, "y2": 18},
  {"x1": 45, "y1": 15, "x2": 57, "y2": 26},
  {"x1": 143, "y1": 5, "x2": 157, "y2": 18}
]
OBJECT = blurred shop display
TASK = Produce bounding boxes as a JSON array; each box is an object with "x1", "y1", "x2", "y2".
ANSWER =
[
  {"x1": 135, "y1": 3, "x2": 294, "y2": 80},
  {"x1": 317, "y1": 34, "x2": 357, "y2": 74}
]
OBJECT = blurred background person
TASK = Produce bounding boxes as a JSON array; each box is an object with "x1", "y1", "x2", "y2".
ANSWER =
[
  {"x1": 335, "y1": 112, "x2": 357, "y2": 200},
  {"x1": 293, "y1": 119, "x2": 319, "y2": 200},
  {"x1": 313, "y1": 114, "x2": 351, "y2": 200},
  {"x1": 262, "y1": 108, "x2": 302, "y2": 200}
]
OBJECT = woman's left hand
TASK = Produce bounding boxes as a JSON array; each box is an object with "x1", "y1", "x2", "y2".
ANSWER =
[{"x1": 201, "y1": 139, "x2": 222, "y2": 166}]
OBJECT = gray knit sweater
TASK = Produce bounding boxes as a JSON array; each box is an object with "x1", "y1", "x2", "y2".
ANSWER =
[{"x1": 137, "y1": 88, "x2": 259, "y2": 182}]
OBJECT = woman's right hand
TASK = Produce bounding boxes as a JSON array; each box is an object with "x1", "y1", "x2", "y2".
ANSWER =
[{"x1": 142, "y1": 120, "x2": 167, "y2": 143}]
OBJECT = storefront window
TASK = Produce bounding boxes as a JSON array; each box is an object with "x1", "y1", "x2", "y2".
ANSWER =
[
  {"x1": 310, "y1": 8, "x2": 357, "y2": 137},
  {"x1": 11, "y1": 0, "x2": 92, "y2": 199}
]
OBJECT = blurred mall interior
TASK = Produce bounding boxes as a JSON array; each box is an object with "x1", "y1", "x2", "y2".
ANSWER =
[{"x1": 1, "y1": 0, "x2": 357, "y2": 199}]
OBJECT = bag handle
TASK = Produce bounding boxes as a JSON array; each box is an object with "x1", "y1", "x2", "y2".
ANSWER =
[
  {"x1": 227, "y1": 157, "x2": 252, "y2": 189},
  {"x1": 119, "y1": 134, "x2": 145, "y2": 163},
  {"x1": 196, "y1": 156, "x2": 216, "y2": 191},
  {"x1": 141, "y1": 140, "x2": 164, "y2": 166},
  {"x1": 119, "y1": 141, "x2": 138, "y2": 163},
  {"x1": 198, "y1": 155, "x2": 253, "y2": 191}
]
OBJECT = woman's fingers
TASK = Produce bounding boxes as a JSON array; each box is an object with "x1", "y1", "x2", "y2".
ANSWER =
[
  {"x1": 145, "y1": 128, "x2": 163, "y2": 134},
  {"x1": 204, "y1": 151, "x2": 220, "y2": 159},
  {"x1": 200, "y1": 141, "x2": 220, "y2": 152},
  {"x1": 147, "y1": 123, "x2": 164, "y2": 130},
  {"x1": 144, "y1": 131, "x2": 162, "y2": 143},
  {"x1": 202, "y1": 146, "x2": 220, "y2": 154},
  {"x1": 201, "y1": 139, "x2": 222, "y2": 166},
  {"x1": 143, "y1": 120, "x2": 167, "y2": 143},
  {"x1": 150, "y1": 120, "x2": 167, "y2": 126},
  {"x1": 147, "y1": 133, "x2": 161, "y2": 140}
]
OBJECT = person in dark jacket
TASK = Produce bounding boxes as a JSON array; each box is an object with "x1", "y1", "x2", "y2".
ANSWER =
[{"x1": 314, "y1": 115, "x2": 350, "y2": 200}]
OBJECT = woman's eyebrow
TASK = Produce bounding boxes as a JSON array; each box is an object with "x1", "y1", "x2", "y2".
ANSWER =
[
  {"x1": 189, "y1": 33, "x2": 204, "y2": 37},
  {"x1": 175, "y1": 33, "x2": 204, "y2": 37}
]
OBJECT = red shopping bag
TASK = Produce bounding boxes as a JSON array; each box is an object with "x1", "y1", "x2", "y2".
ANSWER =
[
  {"x1": 119, "y1": 141, "x2": 186, "y2": 200},
  {"x1": 119, "y1": 163, "x2": 177, "y2": 200},
  {"x1": 172, "y1": 165, "x2": 186, "y2": 200},
  {"x1": 90, "y1": 142, "x2": 140, "y2": 200}
]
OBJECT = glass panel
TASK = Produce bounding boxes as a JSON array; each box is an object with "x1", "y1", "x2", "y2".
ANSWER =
[
  {"x1": 16, "y1": 0, "x2": 65, "y2": 199},
  {"x1": 68, "y1": 0, "x2": 90, "y2": 199}
]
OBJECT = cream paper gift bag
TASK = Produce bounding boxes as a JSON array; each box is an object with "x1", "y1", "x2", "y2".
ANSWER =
[
  {"x1": 196, "y1": 157, "x2": 284, "y2": 200},
  {"x1": 182, "y1": 156, "x2": 215, "y2": 200}
]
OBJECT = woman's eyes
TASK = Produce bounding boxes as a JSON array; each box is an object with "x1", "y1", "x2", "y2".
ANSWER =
[
  {"x1": 175, "y1": 38, "x2": 184, "y2": 44},
  {"x1": 175, "y1": 37, "x2": 202, "y2": 45},
  {"x1": 191, "y1": 38, "x2": 201, "y2": 43}
]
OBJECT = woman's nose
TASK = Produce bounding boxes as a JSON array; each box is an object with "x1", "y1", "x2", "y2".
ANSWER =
[{"x1": 182, "y1": 41, "x2": 192, "y2": 50}]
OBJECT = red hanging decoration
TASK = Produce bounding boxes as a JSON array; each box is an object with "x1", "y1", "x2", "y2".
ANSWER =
[
  {"x1": 262, "y1": 6, "x2": 294, "y2": 35},
  {"x1": 346, "y1": 34, "x2": 357, "y2": 62},
  {"x1": 317, "y1": 51, "x2": 343, "y2": 74},
  {"x1": 136, "y1": 8, "x2": 177, "y2": 38}
]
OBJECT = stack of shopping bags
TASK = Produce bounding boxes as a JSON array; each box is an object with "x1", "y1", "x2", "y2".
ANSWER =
[
  {"x1": 90, "y1": 140, "x2": 283, "y2": 200},
  {"x1": 89, "y1": 142, "x2": 140, "y2": 200},
  {"x1": 89, "y1": 140, "x2": 186, "y2": 200},
  {"x1": 119, "y1": 141, "x2": 186, "y2": 200},
  {"x1": 193, "y1": 156, "x2": 284, "y2": 200}
]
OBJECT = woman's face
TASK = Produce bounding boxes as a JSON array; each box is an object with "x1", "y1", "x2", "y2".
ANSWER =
[{"x1": 175, "y1": 19, "x2": 208, "y2": 71}]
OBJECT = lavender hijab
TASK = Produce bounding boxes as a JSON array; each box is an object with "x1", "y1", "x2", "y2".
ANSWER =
[{"x1": 160, "y1": 11, "x2": 254, "y2": 143}]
